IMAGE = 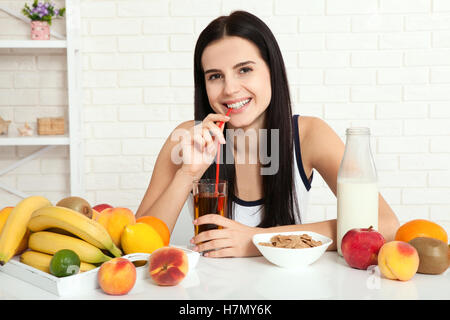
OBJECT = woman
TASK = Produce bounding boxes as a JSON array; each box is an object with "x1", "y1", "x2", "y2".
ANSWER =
[{"x1": 135, "y1": 11, "x2": 399, "y2": 257}]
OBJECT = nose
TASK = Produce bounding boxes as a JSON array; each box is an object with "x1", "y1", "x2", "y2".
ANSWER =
[{"x1": 223, "y1": 76, "x2": 240, "y2": 96}]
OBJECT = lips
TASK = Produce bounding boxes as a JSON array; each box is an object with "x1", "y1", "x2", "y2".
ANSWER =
[
  {"x1": 225, "y1": 98, "x2": 251, "y2": 109},
  {"x1": 222, "y1": 98, "x2": 252, "y2": 114}
]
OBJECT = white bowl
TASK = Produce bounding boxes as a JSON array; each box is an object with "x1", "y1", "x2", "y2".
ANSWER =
[{"x1": 252, "y1": 231, "x2": 333, "y2": 268}]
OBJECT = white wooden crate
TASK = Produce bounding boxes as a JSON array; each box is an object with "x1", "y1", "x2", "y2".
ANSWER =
[{"x1": 0, "y1": 246, "x2": 199, "y2": 297}]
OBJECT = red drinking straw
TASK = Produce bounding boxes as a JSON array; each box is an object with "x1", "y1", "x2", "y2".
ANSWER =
[{"x1": 215, "y1": 108, "x2": 231, "y2": 194}]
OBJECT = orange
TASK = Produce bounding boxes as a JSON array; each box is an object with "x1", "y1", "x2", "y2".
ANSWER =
[
  {"x1": 0, "y1": 207, "x2": 14, "y2": 232},
  {"x1": 136, "y1": 216, "x2": 170, "y2": 246},
  {"x1": 395, "y1": 219, "x2": 448, "y2": 244}
]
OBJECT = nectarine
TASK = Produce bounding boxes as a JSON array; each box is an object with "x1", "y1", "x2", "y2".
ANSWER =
[
  {"x1": 149, "y1": 247, "x2": 188, "y2": 286},
  {"x1": 378, "y1": 241, "x2": 419, "y2": 281},
  {"x1": 98, "y1": 257, "x2": 136, "y2": 295},
  {"x1": 96, "y1": 207, "x2": 136, "y2": 248}
]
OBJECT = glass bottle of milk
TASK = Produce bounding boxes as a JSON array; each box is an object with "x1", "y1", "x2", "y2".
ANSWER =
[{"x1": 337, "y1": 127, "x2": 378, "y2": 256}]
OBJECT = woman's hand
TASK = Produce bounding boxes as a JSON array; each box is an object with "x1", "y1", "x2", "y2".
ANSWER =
[
  {"x1": 191, "y1": 214, "x2": 263, "y2": 258},
  {"x1": 179, "y1": 113, "x2": 230, "y2": 180}
]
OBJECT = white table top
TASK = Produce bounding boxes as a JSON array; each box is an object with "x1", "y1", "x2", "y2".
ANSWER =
[{"x1": 0, "y1": 251, "x2": 449, "y2": 300}]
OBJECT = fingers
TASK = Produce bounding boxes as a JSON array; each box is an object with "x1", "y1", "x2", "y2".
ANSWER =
[
  {"x1": 191, "y1": 215, "x2": 239, "y2": 251},
  {"x1": 191, "y1": 235, "x2": 237, "y2": 258},
  {"x1": 204, "y1": 113, "x2": 231, "y2": 124},
  {"x1": 192, "y1": 227, "x2": 224, "y2": 244},
  {"x1": 194, "y1": 238, "x2": 232, "y2": 254},
  {"x1": 191, "y1": 114, "x2": 227, "y2": 148},
  {"x1": 204, "y1": 113, "x2": 230, "y2": 142},
  {"x1": 188, "y1": 113, "x2": 230, "y2": 150},
  {"x1": 203, "y1": 247, "x2": 235, "y2": 258},
  {"x1": 191, "y1": 127, "x2": 216, "y2": 154},
  {"x1": 203, "y1": 122, "x2": 226, "y2": 144},
  {"x1": 191, "y1": 229, "x2": 235, "y2": 257},
  {"x1": 190, "y1": 214, "x2": 251, "y2": 258},
  {"x1": 194, "y1": 214, "x2": 236, "y2": 229}
]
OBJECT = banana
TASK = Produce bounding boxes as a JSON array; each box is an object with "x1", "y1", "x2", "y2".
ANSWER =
[
  {"x1": 20, "y1": 250, "x2": 51, "y2": 273},
  {"x1": 20, "y1": 250, "x2": 97, "y2": 274},
  {"x1": 0, "y1": 196, "x2": 51, "y2": 265},
  {"x1": 28, "y1": 206, "x2": 122, "y2": 257},
  {"x1": 28, "y1": 231, "x2": 113, "y2": 264}
]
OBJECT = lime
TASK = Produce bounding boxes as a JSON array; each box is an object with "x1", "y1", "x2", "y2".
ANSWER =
[{"x1": 49, "y1": 249, "x2": 81, "y2": 277}]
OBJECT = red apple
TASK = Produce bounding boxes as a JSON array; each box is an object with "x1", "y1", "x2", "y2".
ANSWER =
[
  {"x1": 93, "y1": 203, "x2": 113, "y2": 212},
  {"x1": 341, "y1": 226, "x2": 385, "y2": 270}
]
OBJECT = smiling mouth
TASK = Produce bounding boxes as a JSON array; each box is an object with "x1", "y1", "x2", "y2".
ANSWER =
[{"x1": 225, "y1": 98, "x2": 251, "y2": 110}]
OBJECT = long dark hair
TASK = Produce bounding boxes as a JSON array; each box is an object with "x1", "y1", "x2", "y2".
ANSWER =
[{"x1": 193, "y1": 11, "x2": 299, "y2": 227}]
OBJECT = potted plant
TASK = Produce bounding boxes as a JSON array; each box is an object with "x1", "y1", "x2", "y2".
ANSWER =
[{"x1": 22, "y1": 1, "x2": 65, "y2": 40}]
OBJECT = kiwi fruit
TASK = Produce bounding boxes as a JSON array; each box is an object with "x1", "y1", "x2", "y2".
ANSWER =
[
  {"x1": 409, "y1": 237, "x2": 448, "y2": 275},
  {"x1": 56, "y1": 196, "x2": 93, "y2": 219}
]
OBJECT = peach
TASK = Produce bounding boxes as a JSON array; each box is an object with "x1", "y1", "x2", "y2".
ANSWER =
[
  {"x1": 121, "y1": 222, "x2": 164, "y2": 255},
  {"x1": 149, "y1": 247, "x2": 188, "y2": 286},
  {"x1": 96, "y1": 207, "x2": 136, "y2": 248},
  {"x1": 0, "y1": 207, "x2": 28, "y2": 256},
  {"x1": 97, "y1": 257, "x2": 137, "y2": 295},
  {"x1": 378, "y1": 241, "x2": 419, "y2": 281},
  {"x1": 91, "y1": 209, "x2": 100, "y2": 221}
]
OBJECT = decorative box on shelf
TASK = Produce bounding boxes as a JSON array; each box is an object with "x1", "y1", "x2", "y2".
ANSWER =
[{"x1": 37, "y1": 117, "x2": 65, "y2": 135}]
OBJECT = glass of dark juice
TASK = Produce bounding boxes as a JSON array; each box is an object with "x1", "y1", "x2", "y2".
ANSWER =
[{"x1": 193, "y1": 179, "x2": 227, "y2": 236}]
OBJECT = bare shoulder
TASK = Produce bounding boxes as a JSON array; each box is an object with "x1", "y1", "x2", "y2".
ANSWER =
[
  {"x1": 298, "y1": 116, "x2": 337, "y2": 148},
  {"x1": 298, "y1": 116, "x2": 334, "y2": 142},
  {"x1": 176, "y1": 120, "x2": 195, "y2": 130},
  {"x1": 164, "y1": 120, "x2": 195, "y2": 145},
  {"x1": 297, "y1": 116, "x2": 327, "y2": 174},
  {"x1": 297, "y1": 116, "x2": 344, "y2": 193}
]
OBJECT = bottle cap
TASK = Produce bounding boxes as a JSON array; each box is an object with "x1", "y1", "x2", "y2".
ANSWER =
[{"x1": 346, "y1": 127, "x2": 370, "y2": 135}]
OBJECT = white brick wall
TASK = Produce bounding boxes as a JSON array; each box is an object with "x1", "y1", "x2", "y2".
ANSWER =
[{"x1": 0, "y1": 0, "x2": 449, "y2": 244}]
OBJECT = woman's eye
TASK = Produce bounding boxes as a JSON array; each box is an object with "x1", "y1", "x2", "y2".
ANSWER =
[
  {"x1": 208, "y1": 73, "x2": 222, "y2": 81},
  {"x1": 239, "y1": 67, "x2": 252, "y2": 74}
]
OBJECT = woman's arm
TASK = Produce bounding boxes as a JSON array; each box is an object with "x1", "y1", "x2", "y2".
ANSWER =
[{"x1": 135, "y1": 121, "x2": 194, "y2": 232}]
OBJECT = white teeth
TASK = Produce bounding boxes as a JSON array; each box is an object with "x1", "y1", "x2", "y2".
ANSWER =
[{"x1": 227, "y1": 98, "x2": 250, "y2": 109}]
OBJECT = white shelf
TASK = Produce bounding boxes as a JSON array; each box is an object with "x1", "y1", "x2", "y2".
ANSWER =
[
  {"x1": 0, "y1": 40, "x2": 67, "y2": 48},
  {"x1": 0, "y1": 1, "x2": 83, "y2": 198},
  {"x1": 0, "y1": 135, "x2": 70, "y2": 146}
]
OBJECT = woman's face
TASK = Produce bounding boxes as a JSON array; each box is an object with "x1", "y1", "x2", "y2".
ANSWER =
[{"x1": 201, "y1": 36, "x2": 272, "y2": 130}]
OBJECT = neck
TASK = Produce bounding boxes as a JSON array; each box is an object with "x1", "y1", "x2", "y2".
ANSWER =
[{"x1": 226, "y1": 113, "x2": 266, "y2": 164}]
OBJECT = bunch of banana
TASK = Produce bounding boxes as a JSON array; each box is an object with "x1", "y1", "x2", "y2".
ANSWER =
[
  {"x1": 0, "y1": 196, "x2": 51, "y2": 265},
  {"x1": 28, "y1": 231, "x2": 113, "y2": 264},
  {"x1": 28, "y1": 205, "x2": 122, "y2": 257},
  {"x1": 20, "y1": 251, "x2": 97, "y2": 274}
]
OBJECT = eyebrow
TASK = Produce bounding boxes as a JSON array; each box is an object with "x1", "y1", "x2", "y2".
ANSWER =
[{"x1": 204, "y1": 60, "x2": 256, "y2": 75}]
